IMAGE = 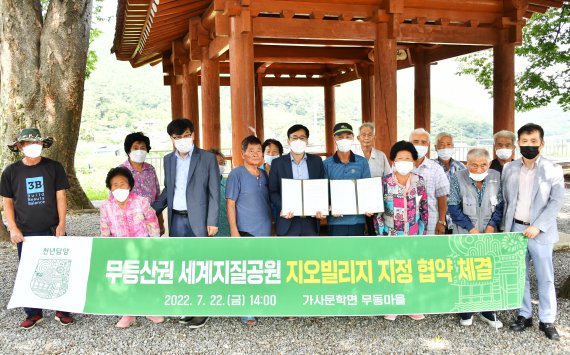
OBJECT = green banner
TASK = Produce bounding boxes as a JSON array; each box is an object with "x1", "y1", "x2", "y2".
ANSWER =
[{"x1": 9, "y1": 233, "x2": 528, "y2": 316}]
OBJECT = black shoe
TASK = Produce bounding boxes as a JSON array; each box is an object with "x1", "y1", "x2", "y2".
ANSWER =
[
  {"x1": 510, "y1": 316, "x2": 532, "y2": 332},
  {"x1": 539, "y1": 322, "x2": 560, "y2": 341},
  {"x1": 179, "y1": 316, "x2": 209, "y2": 329}
]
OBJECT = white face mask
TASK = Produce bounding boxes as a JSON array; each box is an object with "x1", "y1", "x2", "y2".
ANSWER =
[
  {"x1": 336, "y1": 139, "x2": 353, "y2": 153},
  {"x1": 436, "y1": 148, "x2": 454, "y2": 161},
  {"x1": 219, "y1": 165, "x2": 226, "y2": 175},
  {"x1": 469, "y1": 171, "x2": 488, "y2": 182},
  {"x1": 22, "y1": 144, "x2": 43, "y2": 159},
  {"x1": 496, "y1": 148, "x2": 513, "y2": 160},
  {"x1": 264, "y1": 154, "x2": 278, "y2": 166},
  {"x1": 129, "y1": 149, "x2": 147, "y2": 163},
  {"x1": 112, "y1": 188, "x2": 130, "y2": 202},
  {"x1": 289, "y1": 140, "x2": 307, "y2": 154},
  {"x1": 174, "y1": 137, "x2": 194, "y2": 154},
  {"x1": 394, "y1": 161, "x2": 414, "y2": 175},
  {"x1": 414, "y1": 145, "x2": 429, "y2": 159}
]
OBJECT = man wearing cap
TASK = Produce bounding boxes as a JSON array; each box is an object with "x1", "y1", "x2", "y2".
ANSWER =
[
  {"x1": 323, "y1": 123, "x2": 372, "y2": 236},
  {"x1": 0, "y1": 128, "x2": 74, "y2": 329}
]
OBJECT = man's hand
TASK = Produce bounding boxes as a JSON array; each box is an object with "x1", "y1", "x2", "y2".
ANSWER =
[
  {"x1": 55, "y1": 224, "x2": 66, "y2": 237},
  {"x1": 523, "y1": 225, "x2": 540, "y2": 239},
  {"x1": 484, "y1": 225, "x2": 495, "y2": 234},
  {"x1": 365, "y1": 212, "x2": 374, "y2": 217},
  {"x1": 207, "y1": 226, "x2": 218, "y2": 237},
  {"x1": 469, "y1": 227, "x2": 481, "y2": 234},
  {"x1": 281, "y1": 211, "x2": 294, "y2": 219},
  {"x1": 435, "y1": 223, "x2": 446, "y2": 235},
  {"x1": 314, "y1": 211, "x2": 326, "y2": 219},
  {"x1": 10, "y1": 228, "x2": 24, "y2": 244}
]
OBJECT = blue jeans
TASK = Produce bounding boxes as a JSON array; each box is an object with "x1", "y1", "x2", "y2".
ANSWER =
[
  {"x1": 18, "y1": 230, "x2": 53, "y2": 316},
  {"x1": 328, "y1": 224, "x2": 365, "y2": 237},
  {"x1": 511, "y1": 222, "x2": 557, "y2": 323},
  {"x1": 170, "y1": 214, "x2": 196, "y2": 237}
]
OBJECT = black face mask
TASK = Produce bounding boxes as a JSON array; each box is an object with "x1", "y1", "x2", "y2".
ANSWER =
[{"x1": 520, "y1": 146, "x2": 540, "y2": 160}]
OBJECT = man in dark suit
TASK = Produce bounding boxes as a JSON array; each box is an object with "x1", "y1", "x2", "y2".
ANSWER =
[
  {"x1": 269, "y1": 124, "x2": 325, "y2": 236},
  {"x1": 152, "y1": 118, "x2": 219, "y2": 328}
]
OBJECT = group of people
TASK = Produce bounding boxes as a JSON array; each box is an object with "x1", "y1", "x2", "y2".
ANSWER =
[{"x1": 0, "y1": 120, "x2": 564, "y2": 341}]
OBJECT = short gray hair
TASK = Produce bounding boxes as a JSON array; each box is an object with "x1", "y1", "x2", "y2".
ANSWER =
[
  {"x1": 493, "y1": 130, "x2": 516, "y2": 145},
  {"x1": 435, "y1": 132, "x2": 453, "y2": 144},
  {"x1": 466, "y1": 148, "x2": 491, "y2": 163},
  {"x1": 409, "y1": 128, "x2": 430, "y2": 141},
  {"x1": 358, "y1": 122, "x2": 375, "y2": 136}
]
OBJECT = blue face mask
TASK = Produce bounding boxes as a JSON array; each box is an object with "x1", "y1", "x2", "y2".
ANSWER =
[{"x1": 264, "y1": 154, "x2": 278, "y2": 165}]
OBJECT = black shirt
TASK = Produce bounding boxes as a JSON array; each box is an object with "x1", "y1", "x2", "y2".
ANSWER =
[
  {"x1": 489, "y1": 158, "x2": 505, "y2": 175},
  {"x1": 0, "y1": 158, "x2": 70, "y2": 232}
]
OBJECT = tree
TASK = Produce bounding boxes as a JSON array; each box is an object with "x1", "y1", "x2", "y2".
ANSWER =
[
  {"x1": 0, "y1": 0, "x2": 94, "y2": 240},
  {"x1": 457, "y1": 5, "x2": 570, "y2": 112}
]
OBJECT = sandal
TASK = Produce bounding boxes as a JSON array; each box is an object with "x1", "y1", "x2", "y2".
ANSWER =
[{"x1": 240, "y1": 316, "x2": 257, "y2": 326}]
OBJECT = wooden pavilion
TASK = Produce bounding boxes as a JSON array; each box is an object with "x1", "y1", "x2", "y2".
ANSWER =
[{"x1": 112, "y1": 0, "x2": 564, "y2": 166}]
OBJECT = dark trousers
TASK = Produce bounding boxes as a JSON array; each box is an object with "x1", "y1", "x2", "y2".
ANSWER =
[
  {"x1": 18, "y1": 229, "x2": 65, "y2": 317},
  {"x1": 280, "y1": 217, "x2": 318, "y2": 236},
  {"x1": 365, "y1": 216, "x2": 377, "y2": 236},
  {"x1": 328, "y1": 224, "x2": 365, "y2": 237},
  {"x1": 460, "y1": 311, "x2": 497, "y2": 320},
  {"x1": 170, "y1": 213, "x2": 196, "y2": 237}
]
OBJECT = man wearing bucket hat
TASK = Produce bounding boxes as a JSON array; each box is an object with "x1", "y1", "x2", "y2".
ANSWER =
[{"x1": 0, "y1": 128, "x2": 74, "y2": 329}]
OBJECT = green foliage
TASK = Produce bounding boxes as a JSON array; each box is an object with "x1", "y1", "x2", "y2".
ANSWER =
[{"x1": 457, "y1": 5, "x2": 570, "y2": 112}]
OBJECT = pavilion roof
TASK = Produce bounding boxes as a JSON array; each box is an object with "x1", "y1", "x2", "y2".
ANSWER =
[{"x1": 113, "y1": 0, "x2": 565, "y2": 71}]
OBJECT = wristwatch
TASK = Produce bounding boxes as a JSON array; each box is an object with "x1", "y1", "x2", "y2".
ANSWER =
[{"x1": 437, "y1": 220, "x2": 447, "y2": 226}]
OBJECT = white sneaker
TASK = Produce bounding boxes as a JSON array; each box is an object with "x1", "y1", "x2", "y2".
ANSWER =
[
  {"x1": 459, "y1": 316, "x2": 473, "y2": 326},
  {"x1": 479, "y1": 313, "x2": 503, "y2": 328}
]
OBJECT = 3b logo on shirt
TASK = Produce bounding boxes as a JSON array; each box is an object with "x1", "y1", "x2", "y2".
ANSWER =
[{"x1": 26, "y1": 176, "x2": 45, "y2": 205}]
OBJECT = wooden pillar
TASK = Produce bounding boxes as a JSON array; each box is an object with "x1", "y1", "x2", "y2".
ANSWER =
[
  {"x1": 414, "y1": 48, "x2": 431, "y2": 131},
  {"x1": 182, "y1": 68, "x2": 200, "y2": 146},
  {"x1": 255, "y1": 74, "x2": 264, "y2": 142},
  {"x1": 201, "y1": 46, "x2": 221, "y2": 150},
  {"x1": 170, "y1": 80, "x2": 183, "y2": 119},
  {"x1": 229, "y1": 9, "x2": 255, "y2": 167},
  {"x1": 373, "y1": 22, "x2": 397, "y2": 155},
  {"x1": 360, "y1": 64, "x2": 375, "y2": 123},
  {"x1": 324, "y1": 82, "x2": 336, "y2": 157},
  {"x1": 493, "y1": 41, "x2": 515, "y2": 133}
]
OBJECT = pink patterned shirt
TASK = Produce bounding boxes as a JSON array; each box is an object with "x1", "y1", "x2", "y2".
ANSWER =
[
  {"x1": 121, "y1": 160, "x2": 161, "y2": 204},
  {"x1": 100, "y1": 193, "x2": 159, "y2": 238}
]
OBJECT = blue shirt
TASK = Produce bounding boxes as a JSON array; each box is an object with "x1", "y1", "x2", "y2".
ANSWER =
[
  {"x1": 173, "y1": 149, "x2": 193, "y2": 210},
  {"x1": 323, "y1": 152, "x2": 371, "y2": 226},
  {"x1": 291, "y1": 154, "x2": 309, "y2": 180},
  {"x1": 226, "y1": 166, "x2": 272, "y2": 236}
]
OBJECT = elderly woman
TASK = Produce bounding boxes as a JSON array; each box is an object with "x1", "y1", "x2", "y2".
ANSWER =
[
  {"x1": 375, "y1": 140, "x2": 428, "y2": 321},
  {"x1": 261, "y1": 138, "x2": 284, "y2": 174},
  {"x1": 121, "y1": 132, "x2": 164, "y2": 235},
  {"x1": 448, "y1": 148, "x2": 504, "y2": 329},
  {"x1": 99, "y1": 166, "x2": 163, "y2": 328}
]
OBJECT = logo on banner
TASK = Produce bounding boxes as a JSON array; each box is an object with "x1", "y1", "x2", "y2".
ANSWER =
[{"x1": 30, "y1": 259, "x2": 71, "y2": 299}]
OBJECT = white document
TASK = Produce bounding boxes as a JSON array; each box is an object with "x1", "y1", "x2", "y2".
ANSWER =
[
  {"x1": 301, "y1": 179, "x2": 329, "y2": 216},
  {"x1": 330, "y1": 179, "x2": 358, "y2": 215},
  {"x1": 356, "y1": 177, "x2": 384, "y2": 213},
  {"x1": 281, "y1": 179, "x2": 303, "y2": 216}
]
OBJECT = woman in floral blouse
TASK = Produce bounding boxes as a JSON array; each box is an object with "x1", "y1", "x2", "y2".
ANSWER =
[
  {"x1": 99, "y1": 166, "x2": 163, "y2": 328},
  {"x1": 375, "y1": 140, "x2": 428, "y2": 321}
]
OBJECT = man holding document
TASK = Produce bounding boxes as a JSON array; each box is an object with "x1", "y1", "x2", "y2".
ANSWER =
[
  {"x1": 323, "y1": 123, "x2": 378, "y2": 236},
  {"x1": 269, "y1": 124, "x2": 326, "y2": 236}
]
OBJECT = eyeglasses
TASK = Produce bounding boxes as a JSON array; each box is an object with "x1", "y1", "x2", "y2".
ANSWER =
[
  {"x1": 172, "y1": 133, "x2": 192, "y2": 140},
  {"x1": 289, "y1": 136, "x2": 307, "y2": 142}
]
